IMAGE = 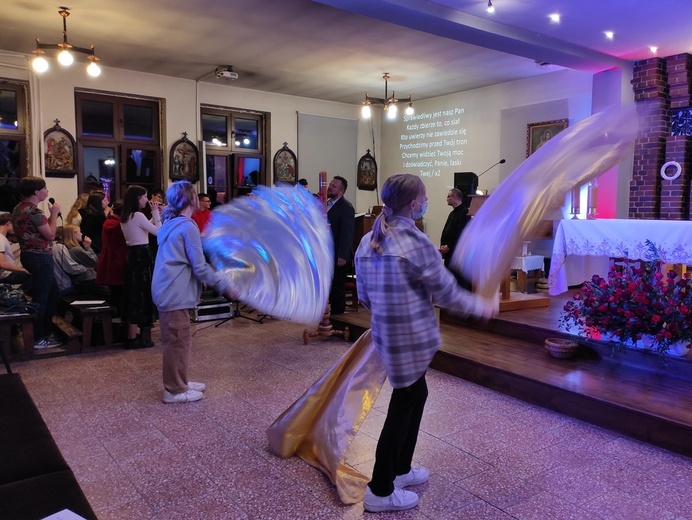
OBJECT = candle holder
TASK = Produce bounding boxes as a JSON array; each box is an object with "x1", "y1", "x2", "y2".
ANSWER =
[
  {"x1": 586, "y1": 180, "x2": 598, "y2": 220},
  {"x1": 570, "y1": 186, "x2": 581, "y2": 219}
]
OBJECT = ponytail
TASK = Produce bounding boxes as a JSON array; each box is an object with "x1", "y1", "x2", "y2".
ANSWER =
[
  {"x1": 369, "y1": 206, "x2": 393, "y2": 253},
  {"x1": 369, "y1": 174, "x2": 423, "y2": 253}
]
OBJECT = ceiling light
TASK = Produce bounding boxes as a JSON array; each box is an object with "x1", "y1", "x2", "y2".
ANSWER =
[
  {"x1": 361, "y1": 73, "x2": 414, "y2": 121},
  {"x1": 604, "y1": 31, "x2": 614, "y2": 40},
  {"x1": 31, "y1": 7, "x2": 102, "y2": 77},
  {"x1": 487, "y1": 0, "x2": 495, "y2": 14},
  {"x1": 549, "y1": 13, "x2": 560, "y2": 23}
]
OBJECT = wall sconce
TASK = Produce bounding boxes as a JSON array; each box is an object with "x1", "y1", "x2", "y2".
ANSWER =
[
  {"x1": 32, "y1": 7, "x2": 102, "y2": 77},
  {"x1": 362, "y1": 73, "x2": 414, "y2": 121}
]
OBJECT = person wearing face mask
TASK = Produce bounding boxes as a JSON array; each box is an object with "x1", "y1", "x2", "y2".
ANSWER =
[
  {"x1": 355, "y1": 173, "x2": 498, "y2": 513},
  {"x1": 326, "y1": 175, "x2": 355, "y2": 315}
]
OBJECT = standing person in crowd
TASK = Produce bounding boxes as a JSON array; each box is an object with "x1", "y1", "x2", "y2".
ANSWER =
[
  {"x1": 0, "y1": 213, "x2": 30, "y2": 285},
  {"x1": 11, "y1": 176, "x2": 62, "y2": 348},
  {"x1": 355, "y1": 173, "x2": 497, "y2": 513},
  {"x1": 96, "y1": 202, "x2": 127, "y2": 319},
  {"x1": 191, "y1": 192, "x2": 212, "y2": 234},
  {"x1": 152, "y1": 181, "x2": 233, "y2": 404},
  {"x1": 65, "y1": 193, "x2": 89, "y2": 227},
  {"x1": 326, "y1": 175, "x2": 355, "y2": 315},
  {"x1": 439, "y1": 188, "x2": 471, "y2": 269},
  {"x1": 121, "y1": 185, "x2": 161, "y2": 349},
  {"x1": 207, "y1": 187, "x2": 222, "y2": 209},
  {"x1": 79, "y1": 192, "x2": 108, "y2": 255},
  {"x1": 150, "y1": 188, "x2": 165, "y2": 206}
]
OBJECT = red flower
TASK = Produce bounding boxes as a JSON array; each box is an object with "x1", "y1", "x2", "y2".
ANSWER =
[{"x1": 559, "y1": 240, "x2": 692, "y2": 356}]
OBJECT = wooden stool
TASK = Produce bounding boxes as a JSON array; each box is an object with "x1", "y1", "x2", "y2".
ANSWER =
[
  {"x1": 69, "y1": 304, "x2": 114, "y2": 350},
  {"x1": 0, "y1": 313, "x2": 35, "y2": 360}
]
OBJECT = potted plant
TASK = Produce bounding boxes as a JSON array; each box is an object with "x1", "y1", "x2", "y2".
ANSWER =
[{"x1": 560, "y1": 241, "x2": 692, "y2": 357}]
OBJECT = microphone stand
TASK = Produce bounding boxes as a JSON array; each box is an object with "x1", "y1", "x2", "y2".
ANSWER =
[{"x1": 475, "y1": 159, "x2": 506, "y2": 196}]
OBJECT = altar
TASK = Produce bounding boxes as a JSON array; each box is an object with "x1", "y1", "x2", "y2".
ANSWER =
[{"x1": 548, "y1": 219, "x2": 692, "y2": 295}]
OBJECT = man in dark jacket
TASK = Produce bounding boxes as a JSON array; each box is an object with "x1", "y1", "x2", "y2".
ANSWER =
[
  {"x1": 326, "y1": 176, "x2": 355, "y2": 315},
  {"x1": 439, "y1": 188, "x2": 471, "y2": 268}
]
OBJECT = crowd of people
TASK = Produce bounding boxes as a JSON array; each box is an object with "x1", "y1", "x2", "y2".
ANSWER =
[
  {"x1": 1, "y1": 173, "x2": 499, "y2": 513},
  {"x1": 0, "y1": 177, "x2": 218, "y2": 354}
]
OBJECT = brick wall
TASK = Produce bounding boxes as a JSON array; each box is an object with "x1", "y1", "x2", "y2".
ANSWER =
[{"x1": 631, "y1": 54, "x2": 692, "y2": 220}]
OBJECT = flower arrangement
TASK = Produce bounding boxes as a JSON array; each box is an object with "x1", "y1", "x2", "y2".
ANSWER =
[{"x1": 560, "y1": 241, "x2": 692, "y2": 356}]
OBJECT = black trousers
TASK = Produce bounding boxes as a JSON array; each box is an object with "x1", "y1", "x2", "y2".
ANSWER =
[
  {"x1": 329, "y1": 262, "x2": 347, "y2": 314},
  {"x1": 368, "y1": 373, "x2": 428, "y2": 496}
]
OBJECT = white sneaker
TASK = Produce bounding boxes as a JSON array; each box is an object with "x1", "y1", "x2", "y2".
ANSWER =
[
  {"x1": 187, "y1": 381, "x2": 206, "y2": 392},
  {"x1": 35, "y1": 338, "x2": 62, "y2": 349},
  {"x1": 364, "y1": 487, "x2": 419, "y2": 513},
  {"x1": 162, "y1": 389, "x2": 204, "y2": 404},
  {"x1": 393, "y1": 467, "x2": 429, "y2": 488}
]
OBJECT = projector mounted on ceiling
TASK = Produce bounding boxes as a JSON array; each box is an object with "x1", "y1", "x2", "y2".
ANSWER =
[{"x1": 215, "y1": 65, "x2": 238, "y2": 80}]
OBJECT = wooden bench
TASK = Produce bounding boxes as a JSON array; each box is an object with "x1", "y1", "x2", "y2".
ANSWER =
[
  {"x1": 52, "y1": 316, "x2": 83, "y2": 355},
  {"x1": 68, "y1": 303, "x2": 114, "y2": 350}
]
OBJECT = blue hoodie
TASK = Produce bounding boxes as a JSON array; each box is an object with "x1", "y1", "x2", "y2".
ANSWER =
[{"x1": 152, "y1": 216, "x2": 229, "y2": 312}]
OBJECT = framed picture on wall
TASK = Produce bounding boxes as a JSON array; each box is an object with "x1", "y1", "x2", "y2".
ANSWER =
[
  {"x1": 44, "y1": 120, "x2": 77, "y2": 178},
  {"x1": 526, "y1": 119, "x2": 568, "y2": 157},
  {"x1": 273, "y1": 142, "x2": 297, "y2": 184},
  {"x1": 169, "y1": 133, "x2": 200, "y2": 182},
  {"x1": 357, "y1": 149, "x2": 377, "y2": 191}
]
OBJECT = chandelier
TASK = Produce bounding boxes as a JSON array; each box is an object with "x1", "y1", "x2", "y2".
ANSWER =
[
  {"x1": 361, "y1": 73, "x2": 414, "y2": 120},
  {"x1": 31, "y1": 7, "x2": 101, "y2": 77}
]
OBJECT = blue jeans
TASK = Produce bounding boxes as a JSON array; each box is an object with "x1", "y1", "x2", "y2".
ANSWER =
[{"x1": 21, "y1": 252, "x2": 59, "y2": 340}]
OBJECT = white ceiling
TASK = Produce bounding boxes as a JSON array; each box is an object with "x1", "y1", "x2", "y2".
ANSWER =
[{"x1": 2, "y1": 0, "x2": 692, "y2": 104}]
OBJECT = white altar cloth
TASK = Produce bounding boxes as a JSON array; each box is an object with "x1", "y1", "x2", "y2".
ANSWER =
[
  {"x1": 510, "y1": 255, "x2": 544, "y2": 272},
  {"x1": 548, "y1": 219, "x2": 692, "y2": 295}
]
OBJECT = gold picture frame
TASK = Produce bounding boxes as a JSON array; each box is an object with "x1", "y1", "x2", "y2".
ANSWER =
[
  {"x1": 357, "y1": 149, "x2": 377, "y2": 191},
  {"x1": 169, "y1": 132, "x2": 200, "y2": 182},
  {"x1": 527, "y1": 119, "x2": 568, "y2": 157},
  {"x1": 44, "y1": 120, "x2": 77, "y2": 178},
  {"x1": 273, "y1": 142, "x2": 297, "y2": 184}
]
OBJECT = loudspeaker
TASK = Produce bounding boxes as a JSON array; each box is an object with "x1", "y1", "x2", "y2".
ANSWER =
[{"x1": 454, "y1": 172, "x2": 478, "y2": 206}]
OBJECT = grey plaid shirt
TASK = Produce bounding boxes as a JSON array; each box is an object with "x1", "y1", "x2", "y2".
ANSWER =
[{"x1": 355, "y1": 216, "x2": 480, "y2": 388}]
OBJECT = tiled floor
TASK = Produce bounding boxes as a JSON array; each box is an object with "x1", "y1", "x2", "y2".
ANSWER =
[{"x1": 11, "y1": 316, "x2": 692, "y2": 519}]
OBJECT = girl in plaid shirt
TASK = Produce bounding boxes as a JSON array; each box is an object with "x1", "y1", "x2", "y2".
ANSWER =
[{"x1": 355, "y1": 173, "x2": 497, "y2": 513}]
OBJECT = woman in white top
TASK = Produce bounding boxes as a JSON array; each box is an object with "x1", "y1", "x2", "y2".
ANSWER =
[{"x1": 120, "y1": 185, "x2": 161, "y2": 348}]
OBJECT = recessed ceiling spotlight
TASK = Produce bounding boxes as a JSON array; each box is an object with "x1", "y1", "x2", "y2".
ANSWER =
[
  {"x1": 549, "y1": 13, "x2": 560, "y2": 23},
  {"x1": 650, "y1": 46, "x2": 658, "y2": 54},
  {"x1": 604, "y1": 31, "x2": 614, "y2": 40}
]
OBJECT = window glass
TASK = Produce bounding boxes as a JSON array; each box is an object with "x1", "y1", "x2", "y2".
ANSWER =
[
  {"x1": 125, "y1": 148, "x2": 156, "y2": 184},
  {"x1": 81, "y1": 100, "x2": 114, "y2": 137},
  {"x1": 233, "y1": 118, "x2": 258, "y2": 149},
  {"x1": 124, "y1": 104, "x2": 154, "y2": 140},
  {"x1": 237, "y1": 156, "x2": 261, "y2": 186},
  {"x1": 82, "y1": 146, "x2": 117, "y2": 198},
  {"x1": 0, "y1": 90, "x2": 18, "y2": 130},
  {"x1": 206, "y1": 154, "x2": 228, "y2": 203},
  {"x1": 202, "y1": 114, "x2": 228, "y2": 146},
  {"x1": 0, "y1": 139, "x2": 20, "y2": 180}
]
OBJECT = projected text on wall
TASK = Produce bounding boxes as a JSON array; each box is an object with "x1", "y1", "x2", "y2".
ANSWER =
[{"x1": 400, "y1": 107, "x2": 467, "y2": 178}]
